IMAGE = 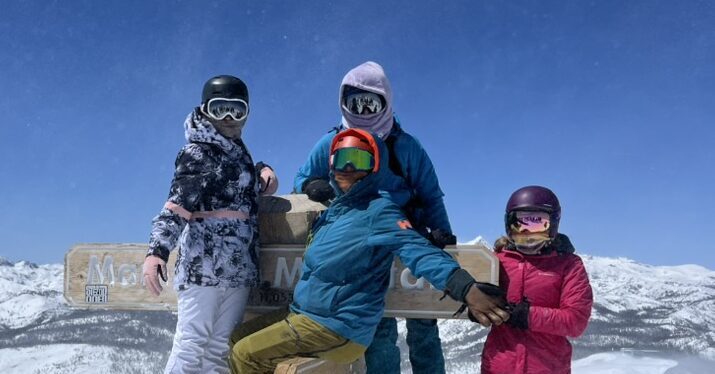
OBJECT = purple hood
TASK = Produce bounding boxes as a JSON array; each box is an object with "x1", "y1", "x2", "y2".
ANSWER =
[{"x1": 340, "y1": 61, "x2": 394, "y2": 139}]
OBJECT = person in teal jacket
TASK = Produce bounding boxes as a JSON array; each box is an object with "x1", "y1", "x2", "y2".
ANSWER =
[
  {"x1": 293, "y1": 61, "x2": 455, "y2": 373},
  {"x1": 231, "y1": 129, "x2": 508, "y2": 373},
  {"x1": 294, "y1": 62, "x2": 451, "y2": 245}
]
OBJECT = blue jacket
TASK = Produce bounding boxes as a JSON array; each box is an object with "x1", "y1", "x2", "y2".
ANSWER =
[
  {"x1": 293, "y1": 119, "x2": 452, "y2": 233},
  {"x1": 290, "y1": 134, "x2": 461, "y2": 346}
]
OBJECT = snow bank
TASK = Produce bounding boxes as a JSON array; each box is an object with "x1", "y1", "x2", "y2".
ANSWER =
[{"x1": 572, "y1": 352, "x2": 677, "y2": 374}]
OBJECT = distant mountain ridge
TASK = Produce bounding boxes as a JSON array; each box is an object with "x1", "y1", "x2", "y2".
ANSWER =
[{"x1": 1, "y1": 252, "x2": 714, "y2": 373}]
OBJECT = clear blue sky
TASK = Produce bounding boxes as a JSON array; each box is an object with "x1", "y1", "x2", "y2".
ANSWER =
[{"x1": 1, "y1": 1, "x2": 713, "y2": 269}]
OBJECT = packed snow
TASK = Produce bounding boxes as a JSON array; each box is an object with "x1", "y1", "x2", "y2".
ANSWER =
[
  {"x1": 572, "y1": 352, "x2": 677, "y2": 373},
  {"x1": 0, "y1": 344, "x2": 117, "y2": 374}
]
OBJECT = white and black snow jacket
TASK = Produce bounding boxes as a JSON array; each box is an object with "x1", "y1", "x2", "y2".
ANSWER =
[{"x1": 148, "y1": 109, "x2": 261, "y2": 289}]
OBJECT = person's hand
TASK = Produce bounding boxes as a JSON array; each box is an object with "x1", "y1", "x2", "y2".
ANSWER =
[
  {"x1": 428, "y1": 229, "x2": 457, "y2": 249},
  {"x1": 143, "y1": 255, "x2": 167, "y2": 296},
  {"x1": 505, "y1": 298, "x2": 530, "y2": 330},
  {"x1": 303, "y1": 179, "x2": 335, "y2": 202},
  {"x1": 259, "y1": 166, "x2": 278, "y2": 196},
  {"x1": 464, "y1": 282, "x2": 510, "y2": 327}
]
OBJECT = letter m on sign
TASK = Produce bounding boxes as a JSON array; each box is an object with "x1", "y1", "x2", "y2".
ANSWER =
[
  {"x1": 87, "y1": 255, "x2": 115, "y2": 285},
  {"x1": 273, "y1": 257, "x2": 303, "y2": 288}
]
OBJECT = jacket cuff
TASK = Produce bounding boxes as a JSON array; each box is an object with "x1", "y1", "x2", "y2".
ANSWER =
[
  {"x1": 255, "y1": 161, "x2": 272, "y2": 172},
  {"x1": 147, "y1": 248, "x2": 170, "y2": 263},
  {"x1": 444, "y1": 268, "x2": 476, "y2": 303},
  {"x1": 300, "y1": 177, "x2": 325, "y2": 194}
]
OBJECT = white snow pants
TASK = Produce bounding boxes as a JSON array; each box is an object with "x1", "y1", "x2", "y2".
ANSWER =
[{"x1": 164, "y1": 286, "x2": 250, "y2": 374}]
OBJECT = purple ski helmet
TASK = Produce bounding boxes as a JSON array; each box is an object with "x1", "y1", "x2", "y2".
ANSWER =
[{"x1": 505, "y1": 185, "x2": 561, "y2": 238}]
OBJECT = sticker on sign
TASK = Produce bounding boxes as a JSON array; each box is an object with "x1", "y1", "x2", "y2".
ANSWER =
[{"x1": 85, "y1": 285, "x2": 108, "y2": 304}]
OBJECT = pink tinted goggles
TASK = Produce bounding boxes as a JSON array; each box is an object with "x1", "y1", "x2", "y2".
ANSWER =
[{"x1": 509, "y1": 211, "x2": 551, "y2": 234}]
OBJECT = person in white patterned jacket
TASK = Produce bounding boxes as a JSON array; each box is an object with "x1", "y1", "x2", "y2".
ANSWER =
[{"x1": 143, "y1": 75, "x2": 278, "y2": 374}]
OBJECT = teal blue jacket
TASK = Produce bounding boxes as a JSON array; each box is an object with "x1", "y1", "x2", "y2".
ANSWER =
[
  {"x1": 290, "y1": 134, "x2": 461, "y2": 346},
  {"x1": 293, "y1": 119, "x2": 452, "y2": 233}
]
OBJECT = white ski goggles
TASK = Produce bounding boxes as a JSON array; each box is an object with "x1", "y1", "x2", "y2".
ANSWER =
[
  {"x1": 342, "y1": 92, "x2": 384, "y2": 115},
  {"x1": 202, "y1": 98, "x2": 249, "y2": 121}
]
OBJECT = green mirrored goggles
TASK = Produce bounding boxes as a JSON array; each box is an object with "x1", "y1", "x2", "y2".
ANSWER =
[{"x1": 331, "y1": 147, "x2": 375, "y2": 172}]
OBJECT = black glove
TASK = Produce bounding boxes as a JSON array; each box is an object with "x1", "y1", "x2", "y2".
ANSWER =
[
  {"x1": 505, "y1": 297, "x2": 530, "y2": 330},
  {"x1": 475, "y1": 282, "x2": 506, "y2": 298},
  {"x1": 467, "y1": 309, "x2": 480, "y2": 323},
  {"x1": 465, "y1": 284, "x2": 507, "y2": 323},
  {"x1": 303, "y1": 179, "x2": 335, "y2": 203},
  {"x1": 428, "y1": 228, "x2": 457, "y2": 249}
]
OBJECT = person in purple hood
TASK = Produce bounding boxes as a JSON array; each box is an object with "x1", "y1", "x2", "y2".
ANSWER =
[{"x1": 294, "y1": 61, "x2": 455, "y2": 374}]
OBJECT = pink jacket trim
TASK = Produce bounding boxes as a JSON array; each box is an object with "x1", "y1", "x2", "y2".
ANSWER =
[{"x1": 164, "y1": 202, "x2": 249, "y2": 221}]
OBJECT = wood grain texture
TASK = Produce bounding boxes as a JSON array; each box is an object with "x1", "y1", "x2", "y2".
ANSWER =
[
  {"x1": 274, "y1": 357, "x2": 366, "y2": 374},
  {"x1": 65, "y1": 243, "x2": 497, "y2": 318}
]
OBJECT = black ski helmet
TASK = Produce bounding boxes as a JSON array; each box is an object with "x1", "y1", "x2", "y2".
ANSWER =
[
  {"x1": 201, "y1": 75, "x2": 249, "y2": 104},
  {"x1": 505, "y1": 185, "x2": 561, "y2": 238}
]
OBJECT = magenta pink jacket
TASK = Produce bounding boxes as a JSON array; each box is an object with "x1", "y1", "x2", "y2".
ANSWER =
[{"x1": 481, "y1": 242, "x2": 593, "y2": 374}]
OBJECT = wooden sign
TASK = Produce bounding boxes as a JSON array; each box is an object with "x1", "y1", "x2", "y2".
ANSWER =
[
  {"x1": 275, "y1": 357, "x2": 365, "y2": 374},
  {"x1": 255, "y1": 195, "x2": 326, "y2": 245},
  {"x1": 64, "y1": 242, "x2": 498, "y2": 319}
]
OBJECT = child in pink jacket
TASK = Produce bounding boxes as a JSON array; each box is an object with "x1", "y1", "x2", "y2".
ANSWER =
[{"x1": 479, "y1": 186, "x2": 593, "y2": 374}]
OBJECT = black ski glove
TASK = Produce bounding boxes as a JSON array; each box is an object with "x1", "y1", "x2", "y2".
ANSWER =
[
  {"x1": 303, "y1": 179, "x2": 335, "y2": 203},
  {"x1": 460, "y1": 282, "x2": 506, "y2": 323},
  {"x1": 475, "y1": 282, "x2": 507, "y2": 298},
  {"x1": 505, "y1": 297, "x2": 530, "y2": 330},
  {"x1": 444, "y1": 269, "x2": 506, "y2": 320},
  {"x1": 428, "y1": 228, "x2": 457, "y2": 249},
  {"x1": 465, "y1": 282, "x2": 507, "y2": 322}
]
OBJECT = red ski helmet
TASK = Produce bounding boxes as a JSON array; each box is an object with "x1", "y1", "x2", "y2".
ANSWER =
[
  {"x1": 505, "y1": 185, "x2": 561, "y2": 239},
  {"x1": 329, "y1": 129, "x2": 381, "y2": 173}
]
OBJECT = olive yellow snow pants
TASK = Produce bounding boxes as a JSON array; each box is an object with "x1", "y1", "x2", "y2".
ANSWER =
[{"x1": 228, "y1": 312, "x2": 366, "y2": 374}]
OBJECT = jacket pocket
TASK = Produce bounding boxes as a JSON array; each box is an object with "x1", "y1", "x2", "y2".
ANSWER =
[{"x1": 295, "y1": 275, "x2": 339, "y2": 316}]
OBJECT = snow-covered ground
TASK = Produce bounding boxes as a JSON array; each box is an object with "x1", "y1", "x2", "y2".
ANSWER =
[
  {"x1": 394, "y1": 320, "x2": 714, "y2": 374},
  {"x1": 1, "y1": 345, "x2": 702, "y2": 374},
  {"x1": 572, "y1": 352, "x2": 677, "y2": 374},
  {"x1": 1, "y1": 344, "x2": 119, "y2": 374}
]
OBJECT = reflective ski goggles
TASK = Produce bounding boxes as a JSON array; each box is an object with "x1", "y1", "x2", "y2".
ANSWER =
[
  {"x1": 342, "y1": 92, "x2": 384, "y2": 115},
  {"x1": 330, "y1": 147, "x2": 375, "y2": 172},
  {"x1": 508, "y1": 211, "x2": 551, "y2": 234},
  {"x1": 202, "y1": 98, "x2": 249, "y2": 121}
]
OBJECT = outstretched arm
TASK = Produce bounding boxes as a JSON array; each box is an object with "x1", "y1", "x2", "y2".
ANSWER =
[{"x1": 368, "y1": 201, "x2": 508, "y2": 325}]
